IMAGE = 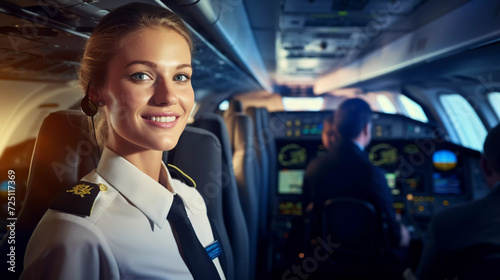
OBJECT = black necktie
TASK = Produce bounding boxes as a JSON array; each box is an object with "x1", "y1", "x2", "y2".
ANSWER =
[{"x1": 167, "y1": 194, "x2": 222, "y2": 280}]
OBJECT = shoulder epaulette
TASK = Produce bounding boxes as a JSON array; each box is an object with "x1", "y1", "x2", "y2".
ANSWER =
[
  {"x1": 167, "y1": 164, "x2": 196, "y2": 188},
  {"x1": 50, "y1": 181, "x2": 103, "y2": 216}
]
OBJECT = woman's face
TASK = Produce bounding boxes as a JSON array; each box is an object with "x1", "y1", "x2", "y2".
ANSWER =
[{"x1": 100, "y1": 27, "x2": 194, "y2": 154}]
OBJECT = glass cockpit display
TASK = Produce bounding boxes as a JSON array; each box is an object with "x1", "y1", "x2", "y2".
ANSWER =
[
  {"x1": 276, "y1": 140, "x2": 326, "y2": 195},
  {"x1": 368, "y1": 142, "x2": 404, "y2": 195},
  {"x1": 432, "y1": 150, "x2": 462, "y2": 195}
]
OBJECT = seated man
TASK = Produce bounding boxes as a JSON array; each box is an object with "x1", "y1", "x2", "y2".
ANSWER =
[
  {"x1": 303, "y1": 98, "x2": 410, "y2": 249},
  {"x1": 416, "y1": 123, "x2": 500, "y2": 279}
]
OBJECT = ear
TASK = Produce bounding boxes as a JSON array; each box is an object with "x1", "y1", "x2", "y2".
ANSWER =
[
  {"x1": 363, "y1": 123, "x2": 370, "y2": 136},
  {"x1": 481, "y1": 156, "x2": 493, "y2": 177},
  {"x1": 88, "y1": 86, "x2": 104, "y2": 106}
]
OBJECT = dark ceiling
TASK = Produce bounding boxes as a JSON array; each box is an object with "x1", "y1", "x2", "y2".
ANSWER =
[
  {"x1": 0, "y1": 0, "x2": 477, "y2": 96},
  {"x1": 0, "y1": 0, "x2": 261, "y2": 97}
]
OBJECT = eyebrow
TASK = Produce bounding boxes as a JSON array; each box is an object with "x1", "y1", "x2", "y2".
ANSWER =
[
  {"x1": 125, "y1": 60, "x2": 157, "y2": 69},
  {"x1": 176, "y1": 64, "x2": 193, "y2": 70},
  {"x1": 124, "y1": 61, "x2": 192, "y2": 70}
]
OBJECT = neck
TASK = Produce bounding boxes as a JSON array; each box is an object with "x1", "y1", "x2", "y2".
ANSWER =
[
  {"x1": 352, "y1": 140, "x2": 364, "y2": 151},
  {"x1": 106, "y1": 143, "x2": 164, "y2": 182},
  {"x1": 352, "y1": 135, "x2": 365, "y2": 149},
  {"x1": 123, "y1": 150, "x2": 163, "y2": 182}
]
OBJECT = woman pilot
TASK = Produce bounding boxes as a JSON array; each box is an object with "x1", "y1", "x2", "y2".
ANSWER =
[{"x1": 20, "y1": 3, "x2": 225, "y2": 279}]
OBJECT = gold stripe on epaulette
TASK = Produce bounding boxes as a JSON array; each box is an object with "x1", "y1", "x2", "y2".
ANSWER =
[{"x1": 167, "y1": 164, "x2": 197, "y2": 188}]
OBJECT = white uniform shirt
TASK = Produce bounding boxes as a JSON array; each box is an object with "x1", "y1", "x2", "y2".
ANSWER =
[{"x1": 21, "y1": 148, "x2": 225, "y2": 280}]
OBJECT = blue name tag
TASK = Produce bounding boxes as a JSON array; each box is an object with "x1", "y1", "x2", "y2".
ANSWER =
[{"x1": 205, "y1": 240, "x2": 222, "y2": 260}]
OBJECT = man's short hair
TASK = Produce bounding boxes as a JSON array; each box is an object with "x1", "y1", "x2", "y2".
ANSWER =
[
  {"x1": 484, "y1": 123, "x2": 500, "y2": 174},
  {"x1": 334, "y1": 98, "x2": 372, "y2": 140}
]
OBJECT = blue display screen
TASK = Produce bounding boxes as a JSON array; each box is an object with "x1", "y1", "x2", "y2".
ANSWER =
[{"x1": 432, "y1": 173, "x2": 462, "y2": 194}]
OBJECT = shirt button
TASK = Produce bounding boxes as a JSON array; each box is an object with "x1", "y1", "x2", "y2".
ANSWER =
[{"x1": 98, "y1": 183, "x2": 108, "y2": 191}]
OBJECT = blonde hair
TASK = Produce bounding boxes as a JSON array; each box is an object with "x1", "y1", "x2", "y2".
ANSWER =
[{"x1": 78, "y1": 2, "x2": 193, "y2": 148}]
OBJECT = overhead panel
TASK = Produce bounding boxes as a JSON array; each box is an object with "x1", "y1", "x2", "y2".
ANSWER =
[
  {"x1": 274, "y1": 0, "x2": 424, "y2": 88},
  {"x1": 314, "y1": 0, "x2": 500, "y2": 93}
]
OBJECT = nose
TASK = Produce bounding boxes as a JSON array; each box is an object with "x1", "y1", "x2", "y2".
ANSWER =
[{"x1": 153, "y1": 79, "x2": 177, "y2": 106}]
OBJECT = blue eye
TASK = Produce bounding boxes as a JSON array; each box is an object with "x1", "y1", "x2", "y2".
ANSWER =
[
  {"x1": 174, "y1": 74, "x2": 190, "y2": 82},
  {"x1": 129, "y1": 72, "x2": 151, "y2": 81}
]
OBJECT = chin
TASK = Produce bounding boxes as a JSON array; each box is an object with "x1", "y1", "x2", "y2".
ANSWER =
[{"x1": 155, "y1": 138, "x2": 180, "y2": 152}]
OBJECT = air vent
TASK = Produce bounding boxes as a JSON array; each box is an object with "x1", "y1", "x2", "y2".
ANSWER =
[
  {"x1": 332, "y1": 0, "x2": 369, "y2": 11},
  {"x1": 315, "y1": 32, "x2": 352, "y2": 39}
]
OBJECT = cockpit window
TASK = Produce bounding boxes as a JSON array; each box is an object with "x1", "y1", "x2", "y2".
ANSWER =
[
  {"x1": 218, "y1": 100, "x2": 229, "y2": 111},
  {"x1": 282, "y1": 97, "x2": 324, "y2": 111},
  {"x1": 440, "y1": 93, "x2": 487, "y2": 151},
  {"x1": 375, "y1": 95, "x2": 397, "y2": 114},
  {"x1": 487, "y1": 92, "x2": 500, "y2": 121},
  {"x1": 399, "y1": 95, "x2": 429, "y2": 123}
]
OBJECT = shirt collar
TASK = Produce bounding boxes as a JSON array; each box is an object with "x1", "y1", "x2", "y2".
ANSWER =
[
  {"x1": 96, "y1": 147, "x2": 176, "y2": 228},
  {"x1": 352, "y1": 140, "x2": 364, "y2": 151}
]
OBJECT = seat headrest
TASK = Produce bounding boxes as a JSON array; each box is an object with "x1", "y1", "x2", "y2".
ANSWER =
[
  {"x1": 223, "y1": 100, "x2": 243, "y2": 119},
  {"x1": 232, "y1": 115, "x2": 254, "y2": 152}
]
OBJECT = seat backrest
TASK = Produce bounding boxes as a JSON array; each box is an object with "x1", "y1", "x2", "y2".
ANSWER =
[
  {"x1": 0, "y1": 110, "x2": 100, "y2": 280},
  {"x1": 245, "y1": 107, "x2": 269, "y2": 236},
  {"x1": 321, "y1": 198, "x2": 392, "y2": 278},
  {"x1": 259, "y1": 107, "x2": 277, "y2": 201},
  {"x1": 246, "y1": 107, "x2": 278, "y2": 278},
  {"x1": 192, "y1": 113, "x2": 250, "y2": 280},
  {"x1": 224, "y1": 113, "x2": 259, "y2": 280},
  {"x1": 165, "y1": 126, "x2": 234, "y2": 280},
  {"x1": 322, "y1": 198, "x2": 377, "y2": 252}
]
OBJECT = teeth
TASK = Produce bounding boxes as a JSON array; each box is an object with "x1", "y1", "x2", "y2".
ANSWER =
[{"x1": 149, "y1": 116, "x2": 176, "y2": 123}]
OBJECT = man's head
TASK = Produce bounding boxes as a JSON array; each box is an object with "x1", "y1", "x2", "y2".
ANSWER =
[
  {"x1": 322, "y1": 114, "x2": 337, "y2": 151},
  {"x1": 334, "y1": 98, "x2": 372, "y2": 147},
  {"x1": 481, "y1": 123, "x2": 500, "y2": 189}
]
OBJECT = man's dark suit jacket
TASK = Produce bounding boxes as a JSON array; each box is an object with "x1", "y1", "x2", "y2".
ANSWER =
[
  {"x1": 302, "y1": 139, "x2": 402, "y2": 247},
  {"x1": 416, "y1": 182, "x2": 500, "y2": 279}
]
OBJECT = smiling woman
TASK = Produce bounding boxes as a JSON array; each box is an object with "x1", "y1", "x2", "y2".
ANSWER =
[
  {"x1": 95, "y1": 27, "x2": 194, "y2": 167},
  {"x1": 19, "y1": 3, "x2": 225, "y2": 280},
  {"x1": 78, "y1": 2, "x2": 193, "y2": 151}
]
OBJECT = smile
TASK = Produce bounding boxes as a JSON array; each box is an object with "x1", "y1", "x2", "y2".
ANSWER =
[{"x1": 144, "y1": 116, "x2": 177, "y2": 123}]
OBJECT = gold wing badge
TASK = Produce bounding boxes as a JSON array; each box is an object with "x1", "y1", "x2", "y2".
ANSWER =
[
  {"x1": 67, "y1": 183, "x2": 94, "y2": 198},
  {"x1": 50, "y1": 181, "x2": 105, "y2": 216}
]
